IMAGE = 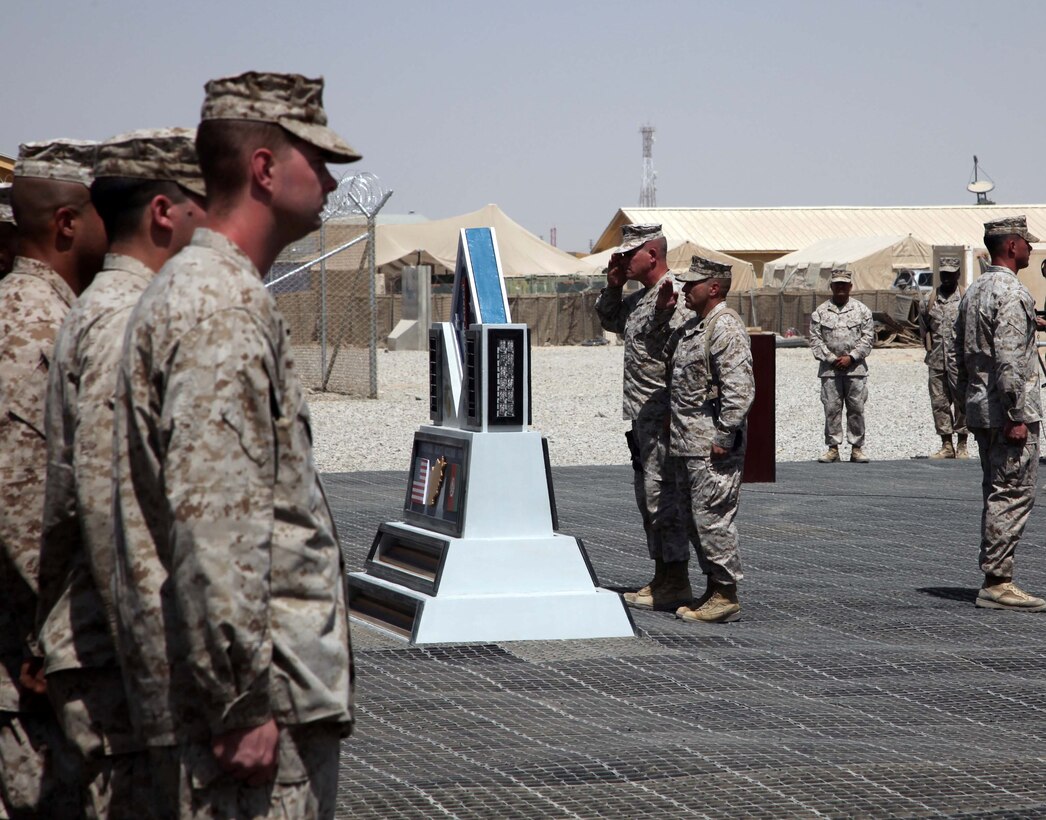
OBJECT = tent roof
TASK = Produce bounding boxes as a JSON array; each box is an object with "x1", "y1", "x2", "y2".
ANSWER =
[
  {"x1": 592, "y1": 205, "x2": 1046, "y2": 255},
  {"x1": 377, "y1": 204, "x2": 601, "y2": 277},
  {"x1": 763, "y1": 235, "x2": 923, "y2": 267}
]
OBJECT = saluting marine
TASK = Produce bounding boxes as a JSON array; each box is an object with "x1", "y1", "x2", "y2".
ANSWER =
[
  {"x1": 595, "y1": 224, "x2": 693, "y2": 612},
  {"x1": 654, "y1": 255, "x2": 754, "y2": 623}
]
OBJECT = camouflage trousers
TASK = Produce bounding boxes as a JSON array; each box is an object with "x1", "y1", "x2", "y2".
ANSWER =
[
  {"x1": 47, "y1": 667, "x2": 153, "y2": 820},
  {"x1": 629, "y1": 417, "x2": 689, "y2": 563},
  {"x1": 149, "y1": 722, "x2": 341, "y2": 820},
  {"x1": 820, "y1": 375, "x2": 867, "y2": 447},
  {"x1": 927, "y1": 368, "x2": 967, "y2": 436},
  {"x1": 675, "y1": 452, "x2": 745, "y2": 584},
  {"x1": 972, "y1": 425, "x2": 1040, "y2": 579},
  {"x1": 0, "y1": 708, "x2": 83, "y2": 819}
]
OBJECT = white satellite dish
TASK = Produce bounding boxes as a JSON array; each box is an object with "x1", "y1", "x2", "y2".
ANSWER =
[{"x1": 968, "y1": 155, "x2": 996, "y2": 204}]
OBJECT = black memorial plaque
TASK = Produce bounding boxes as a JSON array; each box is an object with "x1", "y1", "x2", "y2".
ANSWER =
[
  {"x1": 428, "y1": 329, "x2": 444, "y2": 424},
  {"x1": 486, "y1": 328, "x2": 525, "y2": 426},
  {"x1": 465, "y1": 329, "x2": 480, "y2": 426}
]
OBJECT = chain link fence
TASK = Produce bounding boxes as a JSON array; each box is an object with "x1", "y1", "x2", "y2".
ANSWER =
[
  {"x1": 264, "y1": 173, "x2": 390, "y2": 397},
  {"x1": 265, "y1": 177, "x2": 624, "y2": 395}
]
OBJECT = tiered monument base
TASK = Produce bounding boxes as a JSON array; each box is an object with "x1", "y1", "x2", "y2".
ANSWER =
[{"x1": 347, "y1": 428, "x2": 634, "y2": 644}]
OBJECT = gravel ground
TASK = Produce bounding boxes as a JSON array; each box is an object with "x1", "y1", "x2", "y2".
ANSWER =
[{"x1": 307, "y1": 344, "x2": 987, "y2": 472}]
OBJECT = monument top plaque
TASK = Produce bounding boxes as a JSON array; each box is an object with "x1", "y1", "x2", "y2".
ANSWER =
[{"x1": 451, "y1": 227, "x2": 511, "y2": 355}]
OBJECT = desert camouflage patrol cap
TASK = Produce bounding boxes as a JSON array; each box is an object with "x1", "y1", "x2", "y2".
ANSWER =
[
  {"x1": 0, "y1": 184, "x2": 12, "y2": 225},
  {"x1": 829, "y1": 268, "x2": 853, "y2": 284},
  {"x1": 938, "y1": 256, "x2": 961, "y2": 273},
  {"x1": 676, "y1": 254, "x2": 732, "y2": 283},
  {"x1": 93, "y1": 128, "x2": 206, "y2": 198},
  {"x1": 15, "y1": 139, "x2": 98, "y2": 186},
  {"x1": 619, "y1": 223, "x2": 663, "y2": 252},
  {"x1": 200, "y1": 71, "x2": 361, "y2": 164},
  {"x1": 983, "y1": 215, "x2": 1040, "y2": 243}
]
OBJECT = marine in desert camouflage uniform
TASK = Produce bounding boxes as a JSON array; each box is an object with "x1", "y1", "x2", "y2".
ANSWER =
[
  {"x1": 654, "y1": 256, "x2": 754, "y2": 623},
  {"x1": 0, "y1": 184, "x2": 16, "y2": 278},
  {"x1": 954, "y1": 216, "x2": 1046, "y2": 613},
  {"x1": 809, "y1": 269, "x2": 875, "y2": 463},
  {"x1": 0, "y1": 138, "x2": 105, "y2": 819},
  {"x1": 918, "y1": 255, "x2": 968, "y2": 458},
  {"x1": 36, "y1": 128, "x2": 207, "y2": 819},
  {"x1": 595, "y1": 224, "x2": 692, "y2": 612},
  {"x1": 111, "y1": 72, "x2": 359, "y2": 820}
]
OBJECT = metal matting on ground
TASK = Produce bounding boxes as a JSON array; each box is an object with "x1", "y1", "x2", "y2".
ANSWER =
[{"x1": 324, "y1": 460, "x2": 1046, "y2": 818}]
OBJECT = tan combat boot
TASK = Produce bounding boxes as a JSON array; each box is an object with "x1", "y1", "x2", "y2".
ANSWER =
[
  {"x1": 955, "y1": 434, "x2": 969, "y2": 459},
  {"x1": 676, "y1": 575, "x2": 714, "y2": 619},
  {"x1": 930, "y1": 437, "x2": 955, "y2": 459},
  {"x1": 976, "y1": 579, "x2": 1046, "y2": 612},
  {"x1": 623, "y1": 557, "x2": 666, "y2": 608},
  {"x1": 850, "y1": 446, "x2": 869, "y2": 463},
  {"x1": 649, "y1": 560, "x2": 693, "y2": 612},
  {"x1": 679, "y1": 582, "x2": 741, "y2": 623},
  {"x1": 818, "y1": 445, "x2": 840, "y2": 463}
]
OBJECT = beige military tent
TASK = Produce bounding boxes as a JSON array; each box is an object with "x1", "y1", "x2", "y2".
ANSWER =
[
  {"x1": 376, "y1": 203, "x2": 601, "y2": 277},
  {"x1": 583, "y1": 239, "x2": 757, "y2": 291},
  {"x1": 762, "y1": 235, "x2": 933, "y2": 290}
]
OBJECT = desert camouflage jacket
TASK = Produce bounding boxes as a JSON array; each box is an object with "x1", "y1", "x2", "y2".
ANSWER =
[
  {"x1": 38, "y1": 255, "x2": 156, "y2": 684},
  {"x1": 113, "y1": 229, "x2": 353, "y2": 745},
  {"x1": 0, "y1": 257, "x2": 74, "y2": 711},
  {"x1": 595, "y1": 272, "x2": 689, "y2": 423},
  {"x1": 954, "y1": 265, "x2": 1042, "y2": 428},
  {"x1": 918, "y1": 286, "x2": 963, "y2": 375},
  {"x1": 660, "y1": 302, "x2": 754, "y2": 457},
  {"x1": 809, "y1": 298, "x2": 874, "y2": 378}
]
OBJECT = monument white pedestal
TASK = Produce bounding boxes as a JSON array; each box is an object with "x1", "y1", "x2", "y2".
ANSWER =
[{"x1": 347, "y1": 428, "x2": 635, "y2": 644}]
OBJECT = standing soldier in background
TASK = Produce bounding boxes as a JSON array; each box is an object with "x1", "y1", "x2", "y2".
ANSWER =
[
  {"x1": 918, "y1": 256, "x2": 967, "y2": 458},
  {"x1": 36, "y1": 128, "x2": 207, "y2": 818},
  {"x1": 0, "y1": 139, "x2": 105, "y2": 818},
  {"x1": 954, "y1": 216, "x2": 1045, "y2": 612},
  {"x1": 654, "y1": 256, "x2": 754, "y2": 623},
  {"x1": 595, "y1": 224, "x2": 693, "y2": 612},
  {"x1": 809, "y1": 269, "x2": 875, "y2": 463},
  {"x1": 0, "y1": 184, "x2": 16, "y2": 278},
  {"x1": 112, "y1": 72, "x2": 359, "y2": 819}
]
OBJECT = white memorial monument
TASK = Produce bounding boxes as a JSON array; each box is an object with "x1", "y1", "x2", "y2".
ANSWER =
[{"x1": 348, "y1": 228, "x2": 635, "y2": 643}]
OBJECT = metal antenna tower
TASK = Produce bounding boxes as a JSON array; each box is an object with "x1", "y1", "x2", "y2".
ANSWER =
[{"x1": 639, "y1": 124, "x2": 657, "y2": 207}]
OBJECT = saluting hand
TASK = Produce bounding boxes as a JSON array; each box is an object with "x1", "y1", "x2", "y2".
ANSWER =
[
  {"x1": 655, "y1": 278, "x2": 677, "y2": 311},
  {"x1": 606, "y1": 254, "x2": 627, "y2": 288}
]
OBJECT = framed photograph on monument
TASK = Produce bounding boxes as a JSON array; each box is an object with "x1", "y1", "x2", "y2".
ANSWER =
[{"x1": 402, "y1": 432, "x2": 470, "y2": 536}]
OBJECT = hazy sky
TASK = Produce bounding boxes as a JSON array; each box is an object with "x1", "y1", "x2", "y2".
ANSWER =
[{"x1": 5, "y1": 0, "x2": 1045, "y2": 251}]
